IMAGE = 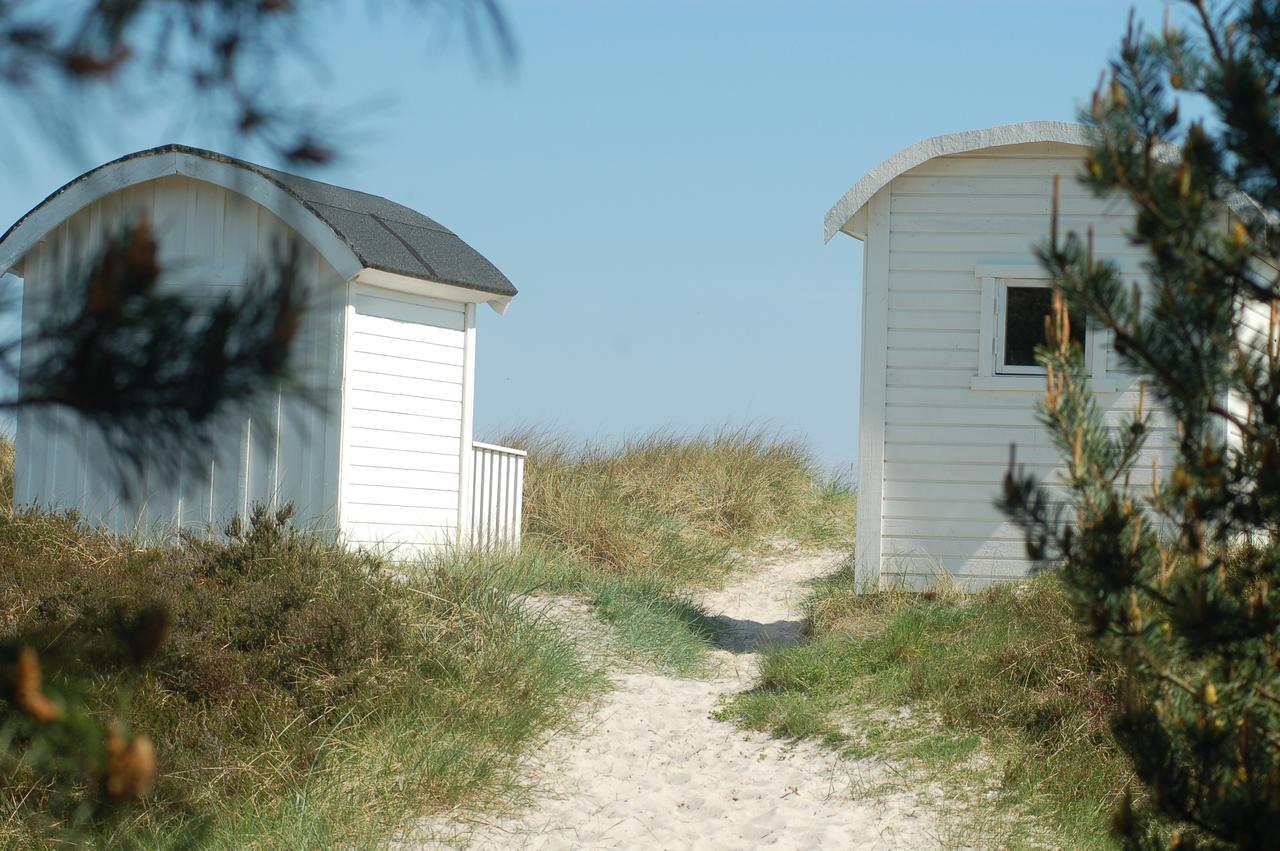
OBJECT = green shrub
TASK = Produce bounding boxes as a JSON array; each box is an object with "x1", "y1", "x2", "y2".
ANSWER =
[{"x1": 0, "y1": 504, "x2": 594, "y2": 848}]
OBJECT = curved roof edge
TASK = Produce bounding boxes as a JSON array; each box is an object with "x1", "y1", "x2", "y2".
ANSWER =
[
  {"x1": 824, "y1": 121, "x2": 1092, "y2": 242},
  {"x1": 0, "y1": 145, "x2": 517, "y2": 302}
]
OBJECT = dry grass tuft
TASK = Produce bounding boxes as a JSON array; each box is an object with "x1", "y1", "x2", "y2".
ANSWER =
[
  {"x1": 504, "y1": 428, "x2": 853, "y2": 585},
  {"x1": 438, "y1": 429, "x2": 854, "y2": 678},
  {"x1": 0, "y1": 436, "x2": 13, "y2": 515}
]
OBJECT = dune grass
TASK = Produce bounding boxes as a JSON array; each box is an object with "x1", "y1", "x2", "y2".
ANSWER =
[
  {"x1": 725, "y1": 560, "x2": 1131, "y2": 849},
  {"x1": 0, "y1": 437, "x2": 12, "y2": 515},
  {"x1": 452, "y1": 429, "x2": 855, "y2": 674},
  {"x1": 0, "y1": 428, "x2": 854, "y2": 846},
  {"x1": 511, "y1": 428, "x2": 855, "y2": 585},
  {"x1": 0, "y1": 504, "x2": 598, "y2": 849},
  {"x1": 435, "y1": 544, "x2": 725, "y2": 677}
]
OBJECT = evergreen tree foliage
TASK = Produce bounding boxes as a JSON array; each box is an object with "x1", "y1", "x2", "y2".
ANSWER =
[
  {"x1": 0, "y1": 0, "x2": 514, "y2": 165},
  {"x1": 0, "y1": 0, "x2": 513, "y2": 832},
  {"x1": 8, "y1": 220, "x2": 308, "y2": 485},
  {"x1": 1001, "y1": 2, "x2": 1280, "y2": 848}
]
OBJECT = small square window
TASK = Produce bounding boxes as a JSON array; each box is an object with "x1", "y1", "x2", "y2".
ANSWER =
[
  {"x1": 974, "y1": 265, "x2": 1110, "y2": 391},
  {"x1": 995, "y1": 281, "x2": 1085, "y2": 375}
]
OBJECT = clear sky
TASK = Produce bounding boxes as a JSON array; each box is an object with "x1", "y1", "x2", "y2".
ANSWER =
[{"x1": 0, "y1": 0, "x2": 1173, "y2": 477}]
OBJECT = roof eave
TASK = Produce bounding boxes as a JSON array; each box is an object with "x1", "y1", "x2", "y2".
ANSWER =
[
  {"x1": 352, "y1": 267, "x2": 514, "y2": 314},
  {"x1": 824, "y1": 120, "x2": 1093, "y2": 243},
  {"x1": 840, "y1": 208, "x2": 868, "y2": 242}
]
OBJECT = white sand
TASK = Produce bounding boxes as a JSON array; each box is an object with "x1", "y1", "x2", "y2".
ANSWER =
[{"x1": 410, "y1": 551, "x2": 946, "y2": 850}]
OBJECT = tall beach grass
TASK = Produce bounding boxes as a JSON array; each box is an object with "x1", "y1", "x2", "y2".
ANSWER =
[
  {"x1": 438, "y1": 428, "x2": 855, "y2": 674},
  {"x1": 506, "y1": 427, "x2": 854, "y2": 585},
  {"x1": 727, "y1": 560, "x2": 1131, "y2": 848}
]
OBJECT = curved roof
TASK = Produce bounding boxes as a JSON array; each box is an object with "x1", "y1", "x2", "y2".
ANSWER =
[
  {"x1": 824, "y1": 121, "x2": 1091, "y2": 242},
  {"x1": 0, "y1": 144, "x2": 517, "y2": 299}
]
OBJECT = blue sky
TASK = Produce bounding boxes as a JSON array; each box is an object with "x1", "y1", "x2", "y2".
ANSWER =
[{"x1": 0, "y1": 0, "x2": 1173, "y2": 476}]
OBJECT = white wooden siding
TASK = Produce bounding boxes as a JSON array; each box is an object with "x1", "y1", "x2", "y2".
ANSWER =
[
  {"x1": 338, "y1": 284, "x2": 467, "y2": 558},
  {"x1": 869, "y1": 142, "x2": 1176, "y2": 589},
  {"x1": 470, "y1": 442, "x2": 525, "y2": 549},
  {"x1": 15, "y1": 175, "x2": 345, "y2": 537}
]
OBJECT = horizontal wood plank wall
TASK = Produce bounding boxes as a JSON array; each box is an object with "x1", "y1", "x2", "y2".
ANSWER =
[
  {"x1": 14, "y1": 175, "x2": 345, "y2": 539},
  {"x1": 1229, "y1": 258, "x2": 1276, "y2": 449},
  {"x1": 339, "y1": 284, "x2": 466, "y2": 558},
  {"x1": 879, "y1": 142, "x2": 1174, "y2": 589}
]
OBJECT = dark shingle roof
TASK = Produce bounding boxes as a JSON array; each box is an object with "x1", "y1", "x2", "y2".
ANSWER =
[{"x1": 2, "y1": 144, "x2": 517, "y2": 298}]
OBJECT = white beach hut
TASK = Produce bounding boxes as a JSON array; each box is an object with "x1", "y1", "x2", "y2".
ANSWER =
[
  {"x1": 0, "y1": 144, "x2": 525, "y2": 557},
  {"x1": 826, "y1": 121, "x2": 1180, "y2": 590}
]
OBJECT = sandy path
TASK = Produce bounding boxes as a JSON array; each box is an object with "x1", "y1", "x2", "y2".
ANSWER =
[{"x1": 414, "y1": 551, "x2": 944, "y2": 850}]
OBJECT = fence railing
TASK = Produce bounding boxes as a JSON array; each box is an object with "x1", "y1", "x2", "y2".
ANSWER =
[{"x1": 470, "y1": 442, "x2": 526, "y2": 549}]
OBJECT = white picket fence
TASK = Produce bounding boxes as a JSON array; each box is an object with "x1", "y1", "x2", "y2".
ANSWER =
[{"x1": 470, "y1": 442, "x2": 526, "y2": 549}]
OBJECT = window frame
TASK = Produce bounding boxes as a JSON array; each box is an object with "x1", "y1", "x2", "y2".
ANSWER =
[
  {"x1": 972, "y1": 263, "x2": 1112, "y2": 392},
  {"x1": 994, "y1": 278, "x2": 1079, "y2": 375}
]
